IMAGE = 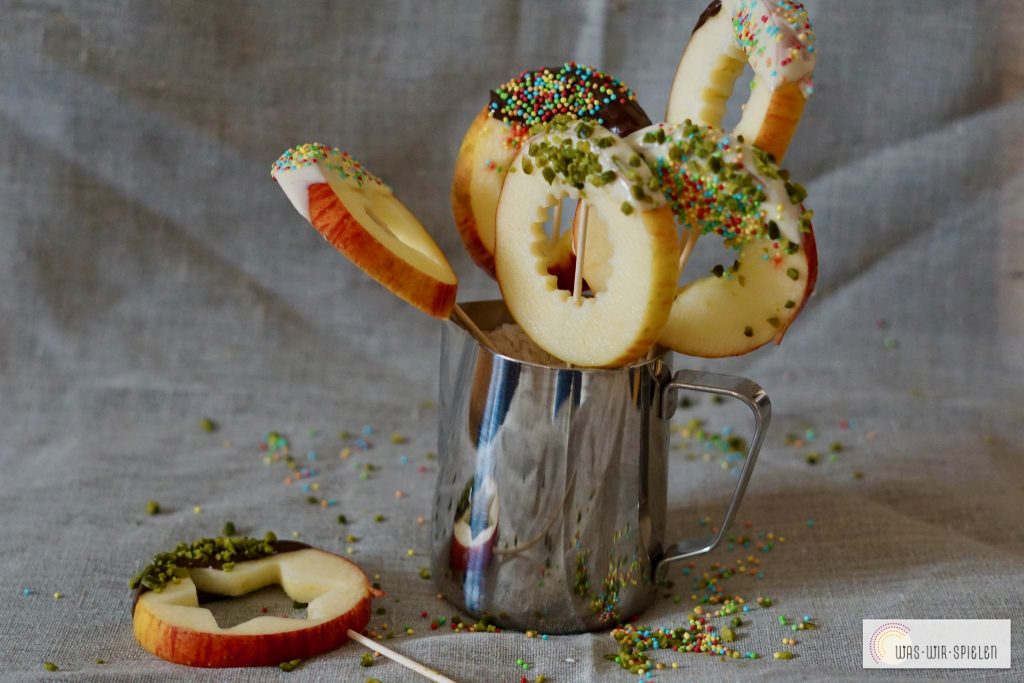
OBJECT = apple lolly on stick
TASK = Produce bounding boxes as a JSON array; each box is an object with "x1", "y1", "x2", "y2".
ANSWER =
[{"x1": 272, "y1": 143, "x2": 491, "y2": 349}]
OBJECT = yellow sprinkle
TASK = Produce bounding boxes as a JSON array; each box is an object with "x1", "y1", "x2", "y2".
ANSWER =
[
  {"x1": 406, "y1": 548, "x2": 415, "y2": 557},
  {"x1": 340, "y1": 447, "x2": 352, "y2": 459},
  {"x1": 53, "y1": 592, "x2": 62, "y2": 600},
  {"x1": 311, "y1": 483, "x2": 320, "y2": 491},
  {"x1": 193, "y1": 506, "x2": 202, "y2": 514}
]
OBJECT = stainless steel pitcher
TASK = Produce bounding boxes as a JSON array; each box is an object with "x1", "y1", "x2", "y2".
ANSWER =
[{"x1": 431, "y1": 300, "x2": 771, "y2": 634}]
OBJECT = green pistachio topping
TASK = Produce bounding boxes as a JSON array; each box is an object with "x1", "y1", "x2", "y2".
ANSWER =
[
  {"x1": 786, "y1": 267, "x2": 800, "y2": 281},
  {"x1": 129, "y1": 535, "x2": 278, "y2": 593},
  {"x1": 278, "y1": 659, "x2": 302, "y2": 672},
  {"x1": 525, "y1": 115, "x2": 660, "y2": 216}
]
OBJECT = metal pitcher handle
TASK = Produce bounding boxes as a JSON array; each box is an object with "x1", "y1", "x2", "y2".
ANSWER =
[{"x1": 655, "y1": 369, "x2": 771, "y2": 575}]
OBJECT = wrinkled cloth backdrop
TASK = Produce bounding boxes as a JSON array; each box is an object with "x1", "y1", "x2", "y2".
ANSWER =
[{"x1": 1, "y1": 1, "x2": 1021, "y2": 681}]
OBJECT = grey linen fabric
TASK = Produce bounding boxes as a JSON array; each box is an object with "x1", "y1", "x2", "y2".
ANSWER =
[{"x1": 1, "y1": 0, "x2": 1022, "y2": 680}]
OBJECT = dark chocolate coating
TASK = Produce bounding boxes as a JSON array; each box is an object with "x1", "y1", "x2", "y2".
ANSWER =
[
  {"x1": 693, "y1": 0, "x2": 723, "y2": 33},
  {"x1": 488, "y1": 65, "x2": 652, "y2": 138}
]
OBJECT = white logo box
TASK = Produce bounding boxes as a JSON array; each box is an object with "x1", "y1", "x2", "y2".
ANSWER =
[{"x1": 863, "y1": 619, "x2": 1010, "y2": 669}]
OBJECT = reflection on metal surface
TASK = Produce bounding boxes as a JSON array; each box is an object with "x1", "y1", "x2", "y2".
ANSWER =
[{"x1": 432, "y1": 300, "x2": 770, "y2": 633}]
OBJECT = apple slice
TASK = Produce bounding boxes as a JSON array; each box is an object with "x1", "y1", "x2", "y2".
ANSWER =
[
  {"x1": 273, "y1": 143, "x2": 457, "y2": 319},
  {"x1": 449, "y1": 479, "x2": 500, "y2": 573},
  {"x1": 577, "y1": 122, "x2": 817, "y2": 357},
  {"x1": 452, "y1": 64, "x2": 653, "y2": 278},
  {"x1": 495, "y1": 118, "x2": 679, "y2": 367},
  {"x1": 451, "y1": 109, "x2": 527, "y2": 277},
  {"x1": 132, "y1": 539, "x2": 374, "y2": 668},
  {"x1": 666, "y1": 0, "x2": 815, "y2": 162}
]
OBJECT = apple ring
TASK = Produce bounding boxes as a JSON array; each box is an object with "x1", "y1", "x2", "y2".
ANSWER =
[
  {"x1": 131, "y1": 536, "x2": 374, "y2": 667},
  {"x1": 273, "y1": 143, "x2": 458, "y2": 319},
  {"x1": 666, "y1": 0, "x2": 815, "y2": 162},
  {"x1": 452, "y1": 63, "x2": 652, "y2": 277},
  {"x1": 580, "y1": 122, "x2": 817, "y2": 357},
  {"x1": 495, "y1": 118, "x2": 679, "y2": 368}
]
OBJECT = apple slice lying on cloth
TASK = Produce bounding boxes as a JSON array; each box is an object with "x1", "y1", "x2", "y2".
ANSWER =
[
  {"x1": 131, "y1": 536, "x2": 374, "y2": 667},
  {"x1": 273, "y1": 143, "x2": 457, "y2": 319}
]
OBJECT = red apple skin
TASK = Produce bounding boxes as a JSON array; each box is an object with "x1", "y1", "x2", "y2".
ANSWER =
[
  {"x1": 547, "y1": 245, "x2": 577, "y2": 292},
  {"x1": 449, "y1": 524, "x2": 498, "y2": 573},
  {"x1": 308, "y1": 182, "x2": 457, "y2": 319},
  {"x1": 451, "y1": 108, "x2": 500, "y2": 278},
  {"x1": 773, "y1": 221, "x2": 818, "y2": 345},
  {"x1": 133, "y1": 594, "x2": 372, "y2": 668}
]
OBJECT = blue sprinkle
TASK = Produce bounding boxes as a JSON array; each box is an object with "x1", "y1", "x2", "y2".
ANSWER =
[
  {"x1": 399, "y1": 455, "x2": 409, "y2": 465},
  {"x1": 307, "y1": 451, "x2": 317, "y2": 461},
  {"x1": 302, "y1": 484, "x2": 311, "y2": 493},
  {"x1": 743, "y1": 605, "x2": 750, "y2": 612},
  {"x1": 722, "y1": 425, "x2": 734, "y2": 436},
  {"x1": 803, "y1": 615, "x2": 812, "y2": 622},
  {"x1": 362, "y1": 425, "x2": 375, "y2": 436},
  {"x1": 21, "y1": 588, "x2": 32, "y2": 597},
  {"x1": 806, "y1": 518, "x2": 815, "y2": 527}
]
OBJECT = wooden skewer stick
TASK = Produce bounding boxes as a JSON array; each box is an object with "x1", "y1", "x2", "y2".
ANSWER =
[
  {"x1": 677, "y1": 226, "x2": 700, "y2": 275},
  {"x1": 551, "y1": 200, "x2": 563, "y2": 243},
  {"x1": 572, "y1": 201, "x2": 589, "y2": 305},
  {"x1": 452, "y1": 304, "x2": 492, "y2": 350},
  {"x1": 347, "y1": 629, "x2": 457, "y2": 683}
]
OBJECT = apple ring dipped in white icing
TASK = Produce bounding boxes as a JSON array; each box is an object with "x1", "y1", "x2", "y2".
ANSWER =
[
  {"x1": 273, "y1": 143, "x2": 458, "y2": 319},
  {"x1": 452, "y1": 63, "x2": 652, "y2": 277},
  {"x1": 667, "y1": 0, "x2": 815, "y2": 162},
  {"x1": 579, "y1": 122, "x2": 817, "y2": 357},
  {"x1": 495, "y1": 118, "x2": 679, "y2": 368}
]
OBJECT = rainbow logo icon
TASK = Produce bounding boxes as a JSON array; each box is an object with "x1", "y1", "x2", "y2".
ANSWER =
[{"x1": 869, "y1": 622, "x2": 913, "y2": 665}]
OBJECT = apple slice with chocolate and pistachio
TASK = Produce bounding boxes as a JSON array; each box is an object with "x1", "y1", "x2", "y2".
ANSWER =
[
  {"x1": 131, "y1": 535, "x2": 375, "y2": 668},
  {"x1": 273, "y1": 143, "x2": 458, "y2": 319}
]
